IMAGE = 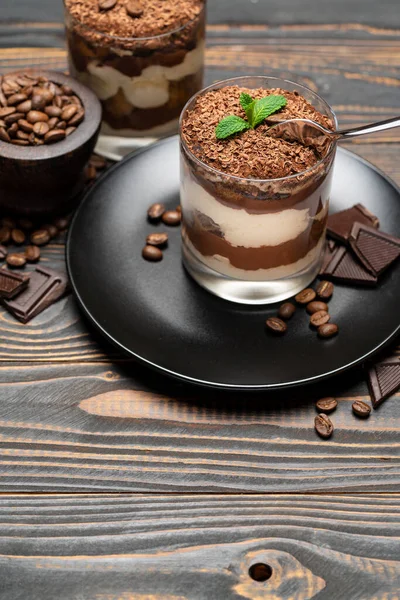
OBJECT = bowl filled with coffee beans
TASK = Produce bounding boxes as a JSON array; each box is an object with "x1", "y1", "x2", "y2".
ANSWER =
[{"x1": 0, "y1": 70, "x2": 101, "y2": 216}]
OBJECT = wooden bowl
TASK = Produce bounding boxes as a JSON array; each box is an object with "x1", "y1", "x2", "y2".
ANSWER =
[{"x1": 0, "y1": 70, "x2": 102, "y2": 216}]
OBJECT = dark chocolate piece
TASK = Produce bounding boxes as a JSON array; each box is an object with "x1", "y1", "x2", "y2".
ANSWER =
[
  {"x1": 3, "y1": 266, "x2": 68, "y2": 323},
  {"x1": 0, "y1": 268, "x2": 30, "y2": 299},
  {"x1": 349, "y1": 222, "x2": 400, "y2": 276},
  {"x1": 367, "y1": 355, "x2": 400, "y2": 408},
  {"x1": 319, "y1": 239, "x2": 337, "y2": 274},
  {"x1": 319, "y1": 245, "x2": 378, "y2": 285},
  {"x1": 327, "y1": 203, "x2": 379, "y2": 243}
]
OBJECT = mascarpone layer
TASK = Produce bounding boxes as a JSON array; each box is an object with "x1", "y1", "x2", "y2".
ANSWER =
[
  {"x1": 185, "y1": 236, "x2": 325, "y2": 281},
  {"x1": 78, "y1": 42, "x2": 204, "y2": 109},
  {"x1": 181, "y1": 172, "x2": 328, "y2": 248}
]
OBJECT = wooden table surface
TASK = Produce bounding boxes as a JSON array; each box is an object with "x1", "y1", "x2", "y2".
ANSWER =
[{"x1": 0, "y1": 1, "x2": 399, "y2": 598}]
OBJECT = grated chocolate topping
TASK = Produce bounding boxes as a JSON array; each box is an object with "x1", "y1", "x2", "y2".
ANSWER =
[
  {"x1": 65, "y1": 0, "x2": 204, "y2": 40},
  {"x1": 181, "y1": 85, "x2": 335, "y2": 180}
]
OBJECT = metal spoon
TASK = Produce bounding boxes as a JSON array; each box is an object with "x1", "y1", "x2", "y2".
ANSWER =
[{"x1": 268, "y1": 115, "x2": 400, "y2": 150}]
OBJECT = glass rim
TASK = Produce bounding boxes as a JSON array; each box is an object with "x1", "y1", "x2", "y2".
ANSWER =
[
  {"x1": 179, "y1": 75, "x2": 338, "y2": 184},
  {"x1": 63, "y1": 0, "x2": 205, "y2": 43}
]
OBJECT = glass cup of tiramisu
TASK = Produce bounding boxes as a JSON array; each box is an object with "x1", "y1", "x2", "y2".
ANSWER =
[
  {"x1": 64, "y1": 0, "x2": 205, "y2": 158},
  {"x1": 180, "y1": 76, "x2": 338, "y2": 304}
]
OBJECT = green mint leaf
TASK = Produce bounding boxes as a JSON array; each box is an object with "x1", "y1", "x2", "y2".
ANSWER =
[
  {"x1": 240, "y1": 93, "x2": 254, "y2": 111},
  {"x1": 215, "y1": 115, "x2": 250, "y2": 140},
  {"x1": 250, "y1": 94, "x2": 287, "y2": 128}
]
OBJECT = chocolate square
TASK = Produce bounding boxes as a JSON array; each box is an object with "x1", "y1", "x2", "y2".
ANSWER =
[
  {"x1": 0, "y1": 269, "x2": 30, "y2": 300},
  {"x1": 3, "y1": 266, "x2": 68, "y2": 323},
  {"x1": 367, "y1": 355, "x2": 400, "y2": 408},
  {"x1": 349, "y1": 222, "x2": 400, "y2": 277},
  {"x1": 319, "y1": 245, "x2": 378, "y2": 285},
  {"x1": 327, "y1": 203, "x2": 379, "y2": 243}
]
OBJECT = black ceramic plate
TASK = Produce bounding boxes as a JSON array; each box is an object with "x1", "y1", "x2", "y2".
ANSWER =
[{"x1": 67, "y1": 136, "x2": 400, "y2": 390}]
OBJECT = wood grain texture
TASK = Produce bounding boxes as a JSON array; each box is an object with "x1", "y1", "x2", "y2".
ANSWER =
[
  {"x1": 0, "y1": 493, "x2": 399, "y2": 599},
  {"x1": 0, "y1": 361, "x2": 398, "y2": 492}
]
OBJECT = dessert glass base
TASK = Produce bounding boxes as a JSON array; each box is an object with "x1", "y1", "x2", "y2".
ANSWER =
[
  {"x1": 182, "y1": 235, "x2": 324, "y2": 305},
  {"x1": 180, "y1": 76, "x2": 337, "y2": 305}
]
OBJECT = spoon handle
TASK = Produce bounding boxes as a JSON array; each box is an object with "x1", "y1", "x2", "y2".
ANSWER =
[{"x1": 338, "y1": 116, "x2": 400, "y2": 138}]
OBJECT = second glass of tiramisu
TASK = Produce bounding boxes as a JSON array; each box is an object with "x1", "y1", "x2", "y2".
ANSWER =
[
  {"x1": 64, "y1": 0, "x2": 205, "y2": 157},
  {"x1": 180, "y1": 76, "x2": 337, "y2": 304}
]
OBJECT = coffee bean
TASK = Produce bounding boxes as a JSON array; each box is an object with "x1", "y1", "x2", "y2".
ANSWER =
[
  {"x1": 18, "y1": 119, "x2": 34, "y2": 133},
  {"x1": 2, "y1": 218, "x2": 16, "y2": 229},
  {"x1": 11, "y1": 139, "x2": 29, "y2": 146},
  {"x1": 352, "y1": 400, "x2": 371, "y2": 418},
  {"x1": 98, "y1": 0, "x2": 118, "y2": 9},
  {"x1": 7, "y1": 122, "x2": 18, "y2": 137},
  {"x1": 4, "y1": 112, "x2": 24, "y2": 124},
  {"x1": 61, "y1": 104, "x2": 78, "y2": 122},
  {"x1": 47, "y1": 117, "x2": 58, "y2": 130},
  {"x1": 318, "y1": 323, "x2": 339, "y2": 338},
  {"x1": 33, "y1": 121, "x2": 50, "y2": 137},
  {"x1": 306, "y1": 300, "x2": 328, "y2": 315},
  {"x1": 45, "y1": 105, "x2": 62, "y2": 118},
  {"x1": 146, "y1": 232, "x2": 168, "y2": 247},
  {"x1": 65, "y1": 126, "x2": 76, "y2": 136},
  {"x1": 316, "y1": 280, "x2": 334, "y2": 300},
  {"x1": 61, "y1": 85, "x2": 73, "y2": 96},
  {"x1": 33, "y1": 137, "x2": 44, "y2": 146},
  {"x1": 31, "y1": 94, "x2": 47, "y2": 111},
  {"x1": 295, "y1": 288, "x2": 316, "y2": 304},
  {"x1": 11, "y1": 228, "x2": 26, "y2": 245},
  {"x1": 266, "y1": 317, "x2": 287, "y2": 335},
  {"x1": 27, "y1": 110, "x2": 49, "y2": 124},
  {"x1": 53, "y1": 95, "x2": 63, "y2": 109},
  {"x1": 70, "y1": 95, "x2": 82, "y2": 107},
  {"x1": 30, "y1": 229, "x2": 50, "y2": 246},
  {"x1": 162, "y1": 210, "x2": 181, "y2": 226},
  {"x1": 7, "y1": 92, "x2": 27, "y2": 106},
  {"x1": 310, "y1": 310, "x2": 330, "y2": 327},
  {"x1": 314, "y1": 413, "x2": 334, "y2": 439},
  {"x1": 278, "y1": 302, "x2": 296, "y2": 320},
  {"x1": 147, "y1": 203, "x2": 166, "y2": 221},
  {"x1": 68, "y1": 109, "x2": 85, "y2": 126},
  {"x1": 25, "y1": 245, "x2": 41, "y2": 263},
  {"x1": 42, "y1": 224, "x2": 58, "y2": 239},
  {"x1": 316, "y1": 397, "x2": 337, "y2": 413},
  {"x1": 126, "y1": 0, "x2": 143, "y2": 17},
  {"x1": 57, "y1": 120, "x2": 67, "y2": 130},
  {"x1": 142, "y1": 245, "x2": 163, "y2": 262},
  {"x1": 54, "y1": 217, "x2": 70, "y2": 231},
  {"x1": 0, "y1": 245, "x2": 7, "y2": 260},
  {"x1": 44, "y1": 129, "x2": 66, "y2": 144},
  {"x1": 0, "y1": 106, "x2": 16, "y2": 118},
  {"x1": 16, "y1": 99, "x2": 32, "y2": 113},
  {"x1": 0, "y1": 127, "x2": 10, "y2": 142},
  {"x1": 6, "y1": 252, "x2": 26, "y2": 268},
  {"x1": 0, "y1": 227, "x2": 11, "y2": 244},
  {"x1": 20, "y1": 85, "x2": 33, "y2": 97},
  {"x1": 18, "y1": 218, "x2": 33, "y2": 231},
  {"x1": 16, "y1": 130, "x2": 30, "y2": 141},
  {"x1": 89, "y1": 154, "x2": 107, "y2": 170}
]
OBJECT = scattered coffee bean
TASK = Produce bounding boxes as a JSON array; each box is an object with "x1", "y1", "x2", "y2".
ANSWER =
[
  {"x1": 2, "y1": 218, "x2": 16, "y2": 229},
  {"x1": 314, "y1": 413, "x2": 334, "y2": 439},
  {"x1": 162, "y1": 210, "x2": 181, "y2": 226},
  {"x1": 146, "y1": 232, "x2": 168, "y2": 247},
  {"x1": 18, "y1": 218, "x2": 33, "y2": 231},
  {"x1": 44, "y1": 129, "x2": 66, "y2": 144},
  {"x1": 318, "y1": 323, "x2": 339, "y2": 338},
  {"x1": 6, "y1": 252, "x2": 26, "y2": 268},
  {"x1": 0, "y1": 227, "x2": 11, "y2": 244},
  {"x1": 54, "y1": 217, "x2": 69, "y2": 231},
  {"x1": 85, "y1": 165, "x2": 97, "y2": 181},
  {"x1": 306, "y1": 300, "x2": 328, "y2": 314},
  {"x1": 352, "y1": 400, "x2": 371, "y2": 418},
  {"x1": 30, "y1": 229, "x2": 50, "y2": 246},
  {"x1": 316, "y1": 397, "x2": 338, "y2": 413},
  {"x1": 98, "y1": 0, "x2": 118, "y2": 10},
  {"x1": 33, "y1": 121, "x2": 50, "y2": 137},
  {"x1": 310, "y1": 310, "x2": 330, "y2": 327},
  {"x1": 142, "y1": 245, "x2": 163, "y2": 262},
  {"x1": 89, "y1": 154, "x2": 107, "y2": 170},
  {"x1": 295, "y1": 288, "x2": 316, "y2": 304},
  {"x1": 0, "y1": 245, "x2": 7, "y2": 260},
  {"x1": 278, "y1": 302, "x2": 296, "y2": 320},
  {"x1": 266, "y1": 317, "x2": 287, "y2": 335},
  {"x1": 126, "y1": 0, "x2": 143, "y2": 17},
  {"x1": 11, "y1": 228, "x2": 26, "y2": 245},
  {"x1": 316, "y1": 280, "x2": 334, "y2": 300},
  {"x1": 147, "y1": 203, "x2": 166, "y2": 221},
  {"x1": 42, "y1": 224, "x2": 58, "y2": 239},
  {"x1": 25, "y1": 245, "x2": 41, "y2": 263}
]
